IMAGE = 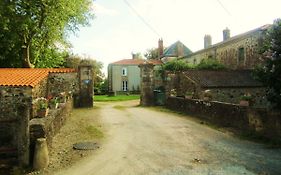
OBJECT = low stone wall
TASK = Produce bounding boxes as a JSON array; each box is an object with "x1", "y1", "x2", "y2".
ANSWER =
[
  {"x1": 166, "y1": 97, "x2": 281, "y2": 142},
  {"x1": 29, "y1": 99, "x2": 73, "y2": 153}
]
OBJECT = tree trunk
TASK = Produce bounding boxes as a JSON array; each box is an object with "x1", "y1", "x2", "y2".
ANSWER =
[{"x1": 22, "y1": 43, "x2": 34, "y2": 68}]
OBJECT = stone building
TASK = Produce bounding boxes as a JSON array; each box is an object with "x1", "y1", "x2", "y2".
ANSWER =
[
  {"x1": 108, "y1": 55, "x2": 162, "y2": 94},
  {"x1": 182, "y1": 25, "x2": 270, "y2": 69},
  {"x1": 0, "y1": 68, "x2": 77, "y2": 168}
]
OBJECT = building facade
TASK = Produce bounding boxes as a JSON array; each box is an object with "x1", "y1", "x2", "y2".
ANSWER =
[
  {"x1": 182, "y1": 25, "x2": 270, "y2": 69},
  {"x1": 108, "y1": 56, "x2": 162, "y2": 94}
]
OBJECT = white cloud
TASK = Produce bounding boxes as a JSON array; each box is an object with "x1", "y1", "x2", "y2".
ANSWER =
[{"x1": 71, "y1": 0, "x2": 281, "y2": 75}]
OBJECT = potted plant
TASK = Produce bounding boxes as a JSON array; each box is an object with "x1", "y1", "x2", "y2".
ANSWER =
[
  {"x1": 33, "y1": 97, "x2": 49, "y2": 117},
  {"x1": 239, "y1": 94, "x2": 253, "y2": 106},
  {"x1": 49, "y1": 97, "x2": 59, "y2": 109}
]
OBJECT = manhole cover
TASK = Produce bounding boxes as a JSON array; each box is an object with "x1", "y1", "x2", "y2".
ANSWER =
[{"x1": 73, "y1": 142, "x2": 100, "y2": 150}]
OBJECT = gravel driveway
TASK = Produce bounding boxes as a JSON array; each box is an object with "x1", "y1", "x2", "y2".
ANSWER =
[{"x1": 55, "y1": 100, "x2": 281, "y2": 175}]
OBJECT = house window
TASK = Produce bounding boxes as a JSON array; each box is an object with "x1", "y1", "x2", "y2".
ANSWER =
[
  {"x1": 238, "y1": 47, "x2": 245, "y2": 64},
  {"x1": 122, "y1": 67, "x2": 127, "y2": 76},
  {"x1": 122, "y1": 81, "x2": 128, "y2": 91}
]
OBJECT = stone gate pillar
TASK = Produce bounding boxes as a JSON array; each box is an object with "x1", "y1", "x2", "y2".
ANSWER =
[
  {"x1": 78, "y1": 65, "x2": 93, "y2": 107},
  {"x1": 139, "y1": 62, "x2": 155, "y2": 106}
]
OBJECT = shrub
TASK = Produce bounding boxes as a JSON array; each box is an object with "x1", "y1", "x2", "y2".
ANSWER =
[
  {"x1": 195, "y1": 59, "x2": 226, "y2": 70},
  {"x1": 162, "y1": 60, "x2": 191, "y2": 72},
  {"x1": 240, "y1": 94, "x2": 253, "y2": 101}
]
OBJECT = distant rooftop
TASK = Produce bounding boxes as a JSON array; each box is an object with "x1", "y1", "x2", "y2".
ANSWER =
[
  {"x1": 162, "y1": 41, "x2": 192, "y2": 57},
  {"x1": 110, "y1": 59, "x2": 162, "y2": 65},
  {"x1": 0, "y1": 68, "x2": 76, "y2": 87}
]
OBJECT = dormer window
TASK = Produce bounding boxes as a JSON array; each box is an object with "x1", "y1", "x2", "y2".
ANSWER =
[{"x1": 122, "y1": 67, "x2": 127, "y2": 76}]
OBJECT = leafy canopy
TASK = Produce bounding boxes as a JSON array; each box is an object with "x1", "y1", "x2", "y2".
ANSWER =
[
  {"x1": 254, "y1": 19, "x2": 281, "y2": 110},
  {"x1": 144, "y1": 47, "x2": 160, "y2": 60},
  {"x1": 0, "y1": 0, "x2": 93, "y2": 68}
]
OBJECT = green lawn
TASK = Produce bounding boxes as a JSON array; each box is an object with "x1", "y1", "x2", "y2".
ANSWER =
[{"x1": 94, "y1": 95, "x2": 140, "y2": 102}]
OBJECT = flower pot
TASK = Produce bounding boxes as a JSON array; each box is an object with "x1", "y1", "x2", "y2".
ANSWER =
[
  {"x1": 185, "y1": 95, "x2": 192, "y2": 99},
  {"x1": 239, "y1": 100, "x2": 249, "y2": 106}
]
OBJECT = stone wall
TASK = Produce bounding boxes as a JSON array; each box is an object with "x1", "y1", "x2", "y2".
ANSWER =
[
  {"x1": 0, "y1": 86, "x2": 32, "y2": 167},
  {"x1": 208, "y1": 87, "x2": 267, "y2": 107},
  {"x1": 164, "y1": 72, "x2": 267, "y2": 107},
  {"x1": 29, "y1": 99, "x2": 73, "y2": 156},
  {"x1": 32, "y1": 77, "x2": 48, "y2": 100},
  {"x1": 139, "y1": 63, "x2": 155, "y2": 106},
  {"x1": 0, "y1": 71, "x2": 79, "y2": 168},
  {"x1": 47, "y1": 72, "x2": 78, "y2": 97},
  {"x1": 166, "y1": 97, "x2": 281, "y2": 142},
  {"x1": 184, "y1": 29, "x2": 264, "y2": 69}
]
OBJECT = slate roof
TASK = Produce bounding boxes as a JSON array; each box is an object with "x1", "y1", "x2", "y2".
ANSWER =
[
  {"x1": 110, "y1": 59, "x2": 162, "y2": 65},
  {"x1": 183, "y1": 70, "x2": 263, "y2": 88},
  {"x1": 0, "y1": 68, "x2": 76, "y2": 87},
  {"x1": 162, "y1": 41, "x2": 192, "y2": 57}
]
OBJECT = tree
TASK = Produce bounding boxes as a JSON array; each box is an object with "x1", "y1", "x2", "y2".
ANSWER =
[
  {"x1": 144, "y1": 48, "x2": 159, "y2": 60},
  {"x1": 254, "y1": 19, "x2": 281, "y2": 109},
  {"x1": 0, "y1": 0, "x2": 93, "y2": 68}
]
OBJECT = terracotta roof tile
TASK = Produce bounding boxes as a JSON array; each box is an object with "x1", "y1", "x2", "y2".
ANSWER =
[
  {"x1": 0, "y1": 68, "x2": 76, "y2": 87},
  {"x1": 110, "y1": 59, "x2": 163, "y2": 65}
]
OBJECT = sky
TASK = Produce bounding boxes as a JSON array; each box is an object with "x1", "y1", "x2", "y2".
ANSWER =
[{"x1": 69, "y1": 0, "x2": 281, "y2": 74}]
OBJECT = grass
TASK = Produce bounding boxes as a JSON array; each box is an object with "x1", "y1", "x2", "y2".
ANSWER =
[
  {"x1": 85, "y1": 125, "x2": 104, "y2": 138},
  {"x1": 113, "y1": 105, "x2": 126, "y2": 110},
  {"x1": 94, "y1": 95, "x2": 140, "y2": 102}
]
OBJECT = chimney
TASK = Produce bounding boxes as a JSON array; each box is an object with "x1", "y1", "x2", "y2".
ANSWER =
[
  {"x1": 204, "y1": 35, "x2": 212, "y2": 49},
  {"x1": 158, "y1": 38, "x2": 163, "y2": 57},
  {"x1": 132, "y1": 53, "x2": 137, "y2": 59},
  {"x1": 223, "y1": 28, "x2": 230, "y2": 41}
]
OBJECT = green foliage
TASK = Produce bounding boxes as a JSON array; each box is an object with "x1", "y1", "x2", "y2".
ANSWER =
[
  {"x1": 0, "y1": 0, "x2": 93, "y2": 67},
  {"x1": 97, "y1": 78, "x2": 109, "y2": 95},
  {"x1": 144, "y1": 47, "x2": 160, "y2": 60},
  {"x1": 162, "y1": 60, "x2": 191, "y2": 72},
  {"x1": 253, "y1": 19, "x2": 281, "y2": 110},
  {"x1": 85, "y1": 125, "x2": 103, "y2": 138},
  {"x1": 196, "y1": 59, "x2": 226, "y2": 70},
  {"x1": 240, "y1": 94, "x2": 253, "y2": 101}
]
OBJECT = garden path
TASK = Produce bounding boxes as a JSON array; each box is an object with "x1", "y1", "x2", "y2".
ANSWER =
[{"x1": 55, "y1": 100, "x2": 281, "y2": 175}]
